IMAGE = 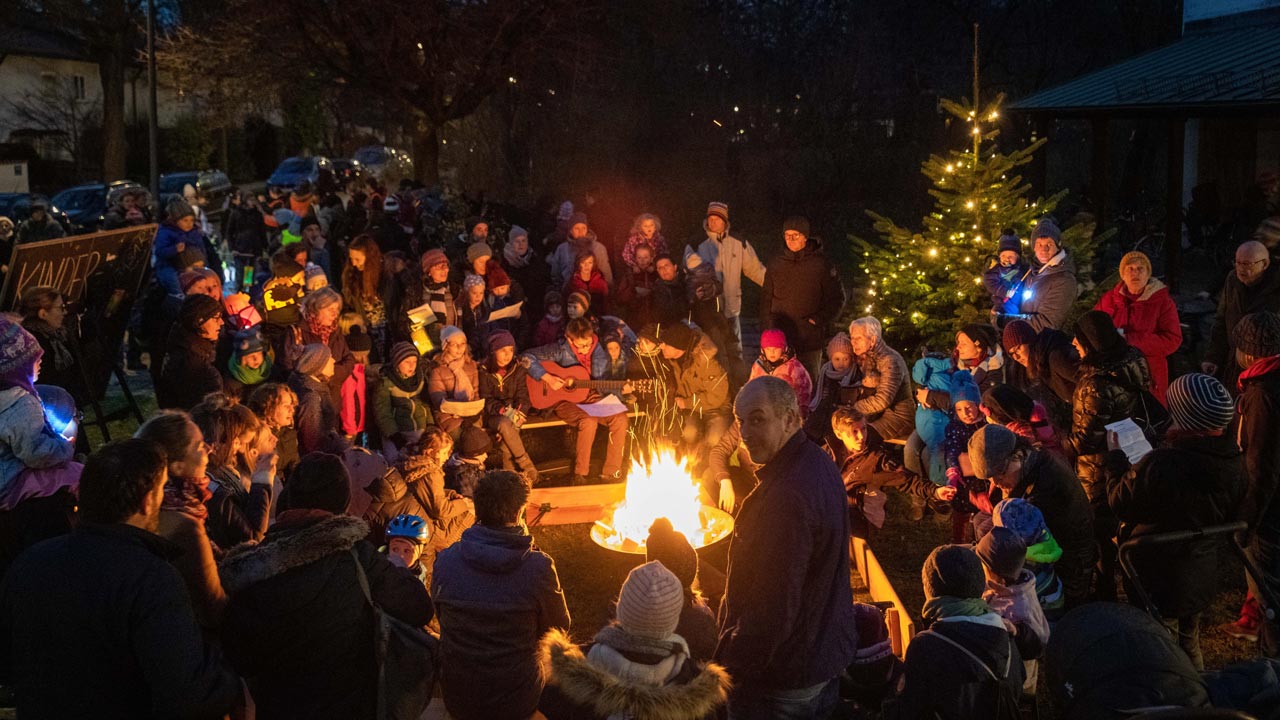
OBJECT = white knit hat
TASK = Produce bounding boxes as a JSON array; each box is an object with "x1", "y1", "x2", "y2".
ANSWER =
[{"x1": 616, "y1": 561, "x2": 685, "y2": 640}]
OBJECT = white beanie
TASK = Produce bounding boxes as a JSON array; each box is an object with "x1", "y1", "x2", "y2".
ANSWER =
[{"x1": 616, "y1": 561, "x2": 685, "y2": 640}]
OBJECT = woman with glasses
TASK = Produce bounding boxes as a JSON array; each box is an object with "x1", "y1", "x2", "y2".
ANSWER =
[{"x1": 18, "y1": 286, "x2": 85, "y2": 403}]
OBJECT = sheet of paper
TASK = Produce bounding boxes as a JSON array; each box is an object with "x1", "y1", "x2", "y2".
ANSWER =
[
  {"x1": 487, "y1": 300, "x2": 524, "y2": 322},
  {"x1": 440, "y1": 399, "x2": 485, "y2": 417},
  {"x1": 405, "y1": 302, "x2": 437, "y2": 326},
  {"x1": 576, "y1": 394, "x2": 628, "y2": 418},
  {"x1": 1105, "y1": 418, "x2": 1153, "y2": 464}
]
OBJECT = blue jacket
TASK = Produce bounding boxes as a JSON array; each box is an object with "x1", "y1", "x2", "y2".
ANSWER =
[
  {"x1": 715, "y1": 430, "x2": 857, "y2": 690},
  {"x1": 432, "y1": 524, "x2": 571, "y2": 720},
  {"x1": 0, "y1": 387, "x2": 74, "y2": 494},
  {"x1": 152, "y1": 222, "x2": 205, "y2": 295},
  {"x1": 912, "y1": 355, "x2": 954, "y2": 483},
  {"x1": 523, "y1": 322, "x2": 637, "y2": 385}
]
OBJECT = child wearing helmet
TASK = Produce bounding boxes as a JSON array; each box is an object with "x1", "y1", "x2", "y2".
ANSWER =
[{"x1": 384, "y1": 513, "x2": 432, "y2": 588}]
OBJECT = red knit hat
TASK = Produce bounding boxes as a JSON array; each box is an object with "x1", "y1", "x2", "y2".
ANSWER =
[
  {"x1": 487, "y1": 265, "x2": 511, "y2": 289},
  {"x1": 760, "y1": 328, "x2": 787, "y2": 350}
]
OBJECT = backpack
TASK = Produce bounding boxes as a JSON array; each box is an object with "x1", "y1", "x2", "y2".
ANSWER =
[
  {"x1": 350, "y1": 549, "x2": 438, "y2": 720},
  {"x1": 920, "y1": 628, "x2": 1021, "y2": 720}
]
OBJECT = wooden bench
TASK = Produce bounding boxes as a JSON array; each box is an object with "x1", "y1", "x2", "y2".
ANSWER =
[
  {"x1": 851, "y1": 536, "x2": 917, "y2": 656},
  {"x1": 520, "y1": 409, "x2": 647, "y2": 430}
]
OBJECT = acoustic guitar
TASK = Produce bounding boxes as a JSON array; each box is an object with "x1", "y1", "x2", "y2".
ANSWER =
[{"x1": 525, "y1": 363, "x2": 654, "y2": 410}]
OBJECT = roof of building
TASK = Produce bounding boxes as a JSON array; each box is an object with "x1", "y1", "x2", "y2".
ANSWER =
[
  {"x1": 0, "y1": 16, "x2": 88, "y2": 63},
  {"x1": 1011, "y1": 17, "x2": 1280, "y2": 115}
]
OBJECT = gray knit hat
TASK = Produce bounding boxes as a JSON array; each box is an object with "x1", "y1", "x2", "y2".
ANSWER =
[
  {"x1": 967, "y1": 424, "x2": 1020, "y2": 480},
  {"x1": 922, "y1": 545, "x2": 985, "y2": 600},
  {"x1": 975, "y1": 527, "x2": 1027, "y2": 582},
  {"x1": 295, "y1": 343, "x2": 332, "y2": 377},
  {"x1": 1167, "y1": 373, "x2": 1235, "y2": 432},
  {"x1": 1032, "y1": 216, "x2": 1062, "y2": 247},
  {"x1": 1233, "y1": 311, "x2": 1280, "y2": 359},
  {"x1": 616, "y1": 561, "x2": 685, "y2": 640}
]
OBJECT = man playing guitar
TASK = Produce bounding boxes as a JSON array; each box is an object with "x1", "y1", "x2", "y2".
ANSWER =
[{"x1": 523, "y1": 318, "x2": 635, "y2": 484}]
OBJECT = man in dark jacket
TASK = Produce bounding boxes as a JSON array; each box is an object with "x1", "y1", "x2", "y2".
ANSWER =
[
  {"x1": 652, "y1": 253, "x2": 689, "y2": 324},
  {"x1": 716, "y1": 376, "x2": 857, "y2": 717},
  {"x1": 970, "y1": 424, "x2": 1096, "y2": 610},
  {"x1": 1204, "y1": 240, "x2": 1280, "y2": 391},
  {"x1": 16, "y1": 199, "x2": 65, "y2": 244},
  {"x1": 1232, "y1": 311, "x2": 1280, "y2": 655},
  {"x1": 219, "y1": 452, "x2": 432, "y2": 720},
  {"x1": 432, "y1": 470, "x2": 571, "y2": 720},
  {"x1": 616, "y1": 241, "x2": 660, "y2": 329},
  {"x1": 760, "y1": 217, "x2": 845, "y2": 380},
  {"x1": 0, "y1": 439, "x2": 240, "y2": 719},
  {"x1": 1003, "y1": 217, "x2": 1078, "y2": 332},
  {"x1": 1106, "y1": 372, "x2": 1244, "y2": 669}
]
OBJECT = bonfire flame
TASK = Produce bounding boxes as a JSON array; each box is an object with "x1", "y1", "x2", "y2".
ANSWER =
[{"x1": 592, "y1": 447, "x2": 734, "y2": 553}]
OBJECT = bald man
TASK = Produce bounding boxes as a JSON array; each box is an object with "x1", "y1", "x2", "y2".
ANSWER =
[{"x1": 1205, "y1": 240, "x2": 1280, "y2": 389}]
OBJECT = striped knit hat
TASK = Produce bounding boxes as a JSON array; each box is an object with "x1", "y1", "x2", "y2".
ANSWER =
[
  {"x1": 616, "y1": 561, "x2": 685, "y2": 640},
  {"x1": 1167, "y1": 373, "x2": 1235, "y2": 432},
  {"x1": 1233, "y1": 311, "x2": 1280, "y2": 359},
  {"x1": 706, "y1": 201, "x2": 729, "y2": 223}
]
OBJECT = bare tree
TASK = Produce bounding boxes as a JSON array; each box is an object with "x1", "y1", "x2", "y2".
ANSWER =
[{"x1": 5, "y1": 76, "x2": 103, "y2": 177}]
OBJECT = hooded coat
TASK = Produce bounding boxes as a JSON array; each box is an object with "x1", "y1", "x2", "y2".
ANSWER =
[
  {"x1": 1094, "y1": 279, "x2": 1182, "y2": 404},
  {"x1": 889, "y1": 615, "x2": 1025, "y2": 720},
  {"x1": 1019, "y1": 250, "x2": 1078, "y2": 332},
  {"x1": 686, "y1": 223, "x2": 767, "y2": 319},
  {"x1": 1107, "y1": 432, "x2": 1245, "y2": 618},
  {"x1": 218, "y1": 513, "x2": 432, "y2": 720},
  {"x1": 370, "y1": 362, "x2": 431, "y2": 439},
  {"x1": 157, "y1": 326, "x2": 223, "y2": 410},
  {"x1": 1066, "y1": 337, "x2": 1152, "y2": 496},
  {"x1": 538, "y1": 628, "x2": 731, "y2": 720},
  {"x1": 0, "y1": 387, "x2": 74, "y2": 495},
  {"x1": 432, "y1": 524, "x2": 572, "y2": 720},
  {"x1": 759, "y1": 238, "x2": 845, "y2": 353}
]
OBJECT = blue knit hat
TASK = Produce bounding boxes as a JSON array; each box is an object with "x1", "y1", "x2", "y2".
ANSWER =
[
  {"x1": 1032, "y1": 217, "x2": 1062, "y2": 246},
  {"x1": 950, "y1": 370, "x2": 981, "y2": 407},
  {"x1": 1167, "y1": 373, "x2": 1235, "y2": 432},
  {"x1": 993, "y1": 498, "x2": 1048, "y2": 545}
]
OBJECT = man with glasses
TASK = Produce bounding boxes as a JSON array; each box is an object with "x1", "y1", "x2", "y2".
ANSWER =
[
  {"x1": 523, "y1": 317, "x2": 634, "y2": 484},
  {"x1": 760, "y1": 216, "x2": 845, "y2": 381},
  {"x1": 1205, "y1": 240, "x2": 1280, "y2": 390}
]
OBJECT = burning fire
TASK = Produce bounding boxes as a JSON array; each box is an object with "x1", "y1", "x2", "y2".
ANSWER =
[{"x1": 591, "y1": 448, "x2": 734, "y2": 554}]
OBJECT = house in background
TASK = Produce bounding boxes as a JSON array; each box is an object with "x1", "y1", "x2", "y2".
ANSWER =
[{"x1": 1011, "y1": 0, "x2": 1280, "y2": 289}]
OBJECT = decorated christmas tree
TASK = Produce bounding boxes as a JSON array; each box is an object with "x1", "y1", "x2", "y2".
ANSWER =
[{"x1": 850, "y1": 93, "x2": 1099, "y2": 353}]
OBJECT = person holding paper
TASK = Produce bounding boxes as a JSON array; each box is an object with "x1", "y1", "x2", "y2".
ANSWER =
[
  {"x1": 428, "y1": 326, "x2": 482, "y2": 439},
  {"x1": 523, "y1": 318, "x2": 632, "y2": 484},
  {"x1": 1064, "y1": 310, "x2": 1153, "y2": 601}
]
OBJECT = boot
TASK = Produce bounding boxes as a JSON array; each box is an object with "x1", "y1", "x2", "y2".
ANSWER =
[
  {"x1": 1220, "y1": 594, "x2": 1262, "y2": 642},
  {"x1": 514, "y1": 454, "x2": 540, "y2": 486}
]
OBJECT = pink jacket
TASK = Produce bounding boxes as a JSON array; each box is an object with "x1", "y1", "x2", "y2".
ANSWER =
[
  {"x1": 340, "y1": 363, "x2": 367, "y2": 436},
  {"x1": 749, "y1": 355, "x2": 813, "y2": 417}
]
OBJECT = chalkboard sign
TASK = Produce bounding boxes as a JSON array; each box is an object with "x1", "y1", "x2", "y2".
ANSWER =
[{"x1": 0, "y1": 224, "x2": 157, "y2": 312}]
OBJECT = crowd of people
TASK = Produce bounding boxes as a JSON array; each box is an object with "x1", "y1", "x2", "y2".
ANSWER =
[{"x1": 1, "y1": 173, "x2": 1280, "y2": 720}]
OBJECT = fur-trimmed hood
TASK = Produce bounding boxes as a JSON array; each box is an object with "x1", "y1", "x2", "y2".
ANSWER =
[
  {"x1": 539, "y1": 628, "x2": 730, "y2": 720},
  {"x1": 218, "y1": 514, "x2": 369, "y2": 594}
]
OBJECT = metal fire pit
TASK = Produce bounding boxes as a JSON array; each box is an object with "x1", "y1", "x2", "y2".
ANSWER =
[{"x1": 590, "y1": 503, "x2": 735, "y2": 555}]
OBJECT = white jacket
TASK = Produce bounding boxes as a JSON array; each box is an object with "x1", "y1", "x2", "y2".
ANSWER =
[{"x1": 685, "y1": 222, "x2": 765, "y2": 318}]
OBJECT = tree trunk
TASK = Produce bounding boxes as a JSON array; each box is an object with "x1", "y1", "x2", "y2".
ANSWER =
[
  {"x1": 412, "y1": 119, "x2": 440, "y2": 186},
  {"x1": 219, "y1": 124, "x2": 230, "y2": 171},
  {"x1": 99, "y1": 42, "x2": 128, "y2": 181}
]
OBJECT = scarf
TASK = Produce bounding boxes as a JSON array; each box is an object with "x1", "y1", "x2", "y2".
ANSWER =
[
  {"x1": 544, "y1": 310, "x2": 563, "y2": 323},
  {"x1": 921, "y1": 595, "x2": 993, "y2": 624},
  {"x1": 227, "y1": 350, "x2": 274, "y2": 386},
  {"x1": 425, "y1": 281, "x2": 457, "y2": 326},
  {"x1": 162, "y1": 474, "x2": 212, "y2": 520},
  {"x1": 571, "y1": 336, "x2": 598, "y2": 372},
  {"x1": 504, "y1": 243, "x2": 532, "y2": 269},
  {"x1": 442, "y1": 354, "x2": 476, "y2": 401},
  {"x1": 589, "y1": 623, "x2": 690, "y2": 686},
  {"x1": 384, "y1": 363, "x2": 424, "y2": 394},
  {"x1": 1036, "y1": 249, "x2": 1067, "y2": 274},
  {"x1": 306, "y1": 314, "x2": 336, "y2": 344},
  {"x1": 811, "y1": 360, "x2": 856, "y2": 410},
  {"x1": 702, "y1": 219, "x2": 726, "y2": 243},
  {"x1": 1239, "y1": 354, "x2": 1280, "y2": 392},
  {"x1": 756, "y1": 347, "x2": 795, "y2": 374}
]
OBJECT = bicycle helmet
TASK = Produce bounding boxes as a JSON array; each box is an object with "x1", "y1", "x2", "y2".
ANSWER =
[{"x1": 385, "y1": 514, "x2": 430, "y2": 544}]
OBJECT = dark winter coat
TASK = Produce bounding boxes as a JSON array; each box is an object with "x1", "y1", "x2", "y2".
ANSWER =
[
  {"x1": 225, "y1": 205, "x2": 267, "y2": 257},
  {"x1": 157, "y1": 327, "x2": 223, "y2": 410},
  {"x1": 889, "y1": 617, "x2": 1025, "y2": 720},
  {"x1": 1238, "y1": 357, "x2": 1280, "y2": 536},
  {"x1": 1019, "y1": 251, "x2": 1078, "y2": 332},
  {"x1": 1095, "y1": 279, "x2": 1182, "y2": 404},
  {"x1": 760, "y1": 239, "x2": 845, "y2": 353},
  {"x1": 1000, "y1": 449, "x2": 1096, "y2": 608},
  {"x1": 289, "y1": 371, "x2": 339, "y2": 455},
  {"x1": 393, "y1": 454, "x2": 473, "y2": 550},
  {"x1": 715, "y1": 430, "x2": 857, "y2": 691},
  {"x1": 205, "y1": 468, "x2": 272, "y2": 550},
  {"x1": 1206, "y1": 265, "x2": 1280, "y2": 390},
  {"x1": 652, "y1": 276, "x2": 689, "y2": 324},
  {"x1": 432, "y1": 524, "x2": 572, "y2": 720},
  {"x1": 829, "y1": 428, "x2": 940, "y2": 539},
  {"x1": 984, "y1": 258, "x2": 1030, "y2": 313},
  {"x1": 1066, "y1": 345, "x2": 1151, "y2": 498},
  {"x1": 1107, "y1": 432, "x2": 1245, "y2": 618},
  {"x1": 218, "y1": 512, "x2": 432, "y2": 720},
  {"x1": 282, "y1": 323, "x2": 355, "y2": 407},
  {"x1": 480, "y1": 357, "x2": 533, "y2": 416},
  {"x1": 615, "y1": 267, "x2": 659, "y2": 329},
  {"x1": 1018, "y1": 327, "x2": 1081, "y2": 428},
  {"x1": 23, "y1": 317, "x2": 85, "y2": 401},
  {"x1": 503, "y1": 250, "x2": 551, "y2": 321},
  {"x1": 16, "y1": 216, "x2": 65, "y2": 245},
  {"x1": 370, "y1": 363, "x2": 431, "y2": 440},
  {"x1": 0, "y1": 523, "x2": 240, "y2": 719},
  {"x1": 538, "y1": 629, "x2": 731, "y2": 720}
]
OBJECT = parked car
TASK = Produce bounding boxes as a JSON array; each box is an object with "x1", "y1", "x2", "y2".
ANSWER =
[
  {"x1": 0, "y1": 193, "x2": 72, "y2": 233},
  {"x1": 331, "y1": 158, "x2": 364, "y2": 186},
  {"x1": 267, "y1": 156, "x2": 333, "y2": 191},
  {"x1": 159, "y1": 170, "x2": 234, "y2": 219},
  {"x1": 50, "y1": 180, "x2": 143, "y2": 234},
  {"x1": 353, "y1": 145, "x2": 413, "y2": 183}
]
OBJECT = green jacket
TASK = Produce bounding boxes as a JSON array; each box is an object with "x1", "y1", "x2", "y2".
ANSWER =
[{"x1": 371, "y1": 365, "x2": 432, "y2": 438}]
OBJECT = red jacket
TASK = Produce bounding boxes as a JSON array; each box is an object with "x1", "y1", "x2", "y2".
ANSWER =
[
  {"x1": 1094, "y1": 279, "x2": 1181, "y2": 404},
  {"x1": 563, "y1": 270, "x2": 610, "y2": 316},
  {"x1": 341, "y1": 363, "x2": 367, "y2": 435}
]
